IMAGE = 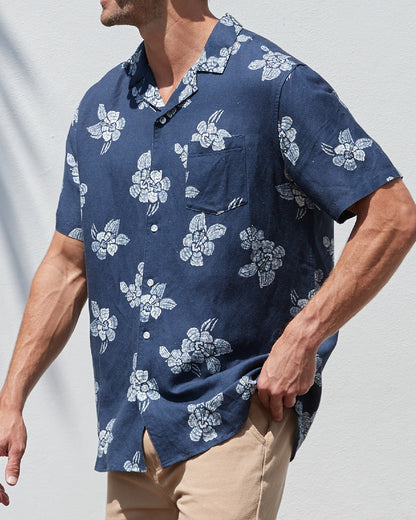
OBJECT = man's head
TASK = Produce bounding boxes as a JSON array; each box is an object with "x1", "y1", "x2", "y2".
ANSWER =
[
  {"x1": 100, "y1": 0, "x2": 209, "y2": 29},
  {"x1": 100, "y1": 0, "x2": 165, "y2": 28}
]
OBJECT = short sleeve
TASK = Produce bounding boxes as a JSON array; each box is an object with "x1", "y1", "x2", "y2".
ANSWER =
[
  {"x1": 277, "y1": 64, "x2": 403, "y2": 223},
  {"x1": 55, "y1": 114, "x2": 84, "y2": 241}
]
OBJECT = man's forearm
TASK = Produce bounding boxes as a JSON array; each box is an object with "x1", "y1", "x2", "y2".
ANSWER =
[
  {"x1": 282, "y1": 181, "x2": 416, "y2": 353},
  {"x1": 0, "y1": 235, "x2": 87, "y2": 411},
  {"x1": 258, "y1": 180, "x2": 416, "y2": 419}
]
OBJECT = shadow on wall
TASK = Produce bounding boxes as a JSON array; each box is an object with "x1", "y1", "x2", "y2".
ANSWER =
[
  {"x1": 0, "y1": 15, "x2": 45, "y2": 296},
  {"x1": 0, "y1": 14, "x2": 74, "y2": 421}
]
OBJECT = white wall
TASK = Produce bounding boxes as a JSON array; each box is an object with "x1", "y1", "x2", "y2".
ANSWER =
[{"x1": 0, "y1": 1, "x2": 415, "y2": 518}]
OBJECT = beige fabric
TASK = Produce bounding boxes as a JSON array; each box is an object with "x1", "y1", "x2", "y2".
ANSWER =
[{"x1": 106, "y1": 392, "x2": 297, "y2": 520}]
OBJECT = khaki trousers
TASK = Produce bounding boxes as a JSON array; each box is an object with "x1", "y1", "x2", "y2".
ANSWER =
[{"x1": 106, "y1": 392, "x2": 297, "y2": 520}]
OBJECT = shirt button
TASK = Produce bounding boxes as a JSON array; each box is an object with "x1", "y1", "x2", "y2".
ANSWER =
[
  {"x1": 147, "y1": 278, "x2": 154, "y2": 287},
  {"x1": 150, "y1": 224, "x2": 158, "y2": 233},
  {"x1": 159, "y1": 116, "x2": 167, "y2": 125},
  {"x1": 143, "y1": 331, "x2": 151, "y2": 340}
]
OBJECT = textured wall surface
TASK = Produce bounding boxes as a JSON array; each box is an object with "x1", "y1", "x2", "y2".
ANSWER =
[{"x1": 0, "y1": 1, "x2": 415, "y2": 518}]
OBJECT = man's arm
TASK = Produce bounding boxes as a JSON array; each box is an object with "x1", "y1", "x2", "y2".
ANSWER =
[
  {"x1": 0, "y1": 231, "x2": 87, "y2": 506},
  {"x1": 257, "y1": 178, "x2": 416, "y2": 420}
]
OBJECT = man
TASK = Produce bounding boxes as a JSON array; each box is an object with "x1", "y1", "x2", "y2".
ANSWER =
[{"x1": 0, "y1": 0, "x2": 415, "y2": 518}]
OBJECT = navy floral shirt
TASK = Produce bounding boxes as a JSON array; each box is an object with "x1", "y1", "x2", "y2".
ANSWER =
[{"x1": 56, "y1": 13, "x2": 402, "y2": 472}]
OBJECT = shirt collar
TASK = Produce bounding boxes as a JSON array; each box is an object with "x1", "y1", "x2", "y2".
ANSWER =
[{"x1": 124, "y1": 13, "x2": 243, "y2": 110}]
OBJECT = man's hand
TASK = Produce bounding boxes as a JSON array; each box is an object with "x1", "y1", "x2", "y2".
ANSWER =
[
  {"x1": 257, "y1": 334, "x2": 317, "y2": 421},
  {"x1": 0, "y1": 407, "x2": 27, "y2": 506},
  {"x1": 257, "y1": 179, "x2": 416, "y2": 423}
]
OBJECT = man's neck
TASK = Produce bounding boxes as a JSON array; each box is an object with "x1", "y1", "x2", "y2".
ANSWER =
[{"x1": 137, "y1": 4, "x2": 218, "y2": 105}]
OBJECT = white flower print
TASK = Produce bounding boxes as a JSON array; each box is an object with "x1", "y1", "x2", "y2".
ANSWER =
[
  {"x1": 314, "y1": 355, "x2": 323, "y2": 387},
  {"x1": 90, "y1": 300, "x2": 118, "y2": 354},
  {"x1": 295, "y1": 401, "x2": 316, "y2": 447},
  {"x1": 276, "y1": 169, "x2": 316, "y2": 220},
  {"x1": 321, "y1": 128, "x2": 373, "y2": 171},
  {"x1": 224, "y1": 33, "x2": 252, "y2": 57},
  {"x1": 97, "y1": 418, "x2": 116, "y2": 458},
  {"x1": 132, "y1": 84, "x2": 164, "y2": 111},
  {"x1": 72, "y1": 107, "x2": 79, "y2": 126},
  {"x1": 91, "y1": 219, "x2": 130, "y2": 260},
  {"x1": 160, "y1": 346, "x2": 193, "y2": 374},
  {"x1": 120, "y1": 262, "x2": 144, "y2": 308},
  {"x1": 95, "y1": 381, "x2": 99, "y2": 403},
  {"x1": 67, "y1": 153, "x2": 88, "y2": 208},
  {"x1": 178, "y1": 66, "x2": 199, "y2": 103},
  {"x1": 180, "y1": 213, "x2": 227, "y2": 267},
  {"x1": 139, "y1": 282, "x2": 177, "y2": 323},
  {"x1": 248, "y1": 45, "x2": 295, "y2": 81},
  {"x1": 175, "y1": 143, "x2": 200, "y2": 199},
  {"x1": 123, "y1": 46, "x2": 142, "y2": 77},
  {"x1": 191, "y1": 110, "x2": 231, "y2": 151},
  {"x1": 129, "y1": 150, "x2": 171, "y2": 216},
  {"x1": 323, "y1": 236, "x2": 334, "y2": 258},
  {"x1": 219, "y1": 13, "x2": 243, "y2": 33},
  {"x1": 236, "y1": 376, "x2": 257, "y2": 400},
  {"x1": 87, "y1": 104, "x2": 126, "y2": 155},
  {"x1": 278, "y1": 116, "x2": 299, "y2": 166},
  {"x1": 174, "y1": 143, "x2": 188, "y2": 169},
  {"x1": 123, "y1": 451, "x2": 142, "y2": 472},
  {"x1": 238, "y1": 226, "x2": 285, "y2": 288},
  {"x1": 188, "y1": 393, "x2": 224, "y2": 442},
  {"x1": 68, "y1": 228, "x2": 84, "y2": 241},
  {"x1": 160, "y1": 318, "x2": 232, "y2": 377},
  {"x1": 127, "y1": 354, "x2": 160, "y2": 413},
  {"x1": 290, "y1": 270, "x2": 323, "y2": 317}
]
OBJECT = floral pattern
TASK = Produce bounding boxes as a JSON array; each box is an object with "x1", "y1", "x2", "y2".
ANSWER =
[
  {"x1": 139, "y1": 282, "x2": 177, "y2": 323},
  {"x1": 91, "y1": 219, "x2": 130, "y2": 260},
  {"x1": 314, "y1": 355, "x2": 323, "y2": 387},
  {"x1": 276, "y1": 169, "x2": 316, "y2": 219},
  {"x1": 120, "y1": 262, "x2": 144, "y2": 308},
  {"x1": 129, "y1": 151, "x2": 171, "y2": 216},
  {"x1": 295, "y1": 400, "x2": 316, "y2": 447},
  {"x1": 132, "y1": 84, "x2": 164, "y2": 111},
  {"x1": 290, "y1": 270, "x2": 323, "y2": 317},
  {"x1": 321, "y1": 128, "x2": 373, "y2": 171},
  {"x1": 323, "y1": 236, "x2": 334, "y2": 258},
  {"x1": 180, "y1": 213, "x2": 226, "y2": 267},
  {"x1": 67, "y1": 153, "x2": 88, "y2": 208},
  {"x1": 123, "y1": 451, "x2": 142, "y2": 472},
  {"x1": 90, "y1": 300, "x2": 118, "y2": 354},
  {"x1": 97, "y1": 418, "x2": 116, "y2": 458},
  {"x1": 72, "y1": 107, "x2": 79, "y2": 126},
  {"x1": 120, "y1": 262, "x2": 176, "y2": 322},
  {"x1": 87, "y1": 104, "x2": 126, "y2": 154},
  {"x1": 236, "y1": 376, "x2": 257, "y2": 400},
  {"x1": 160, "y1": 318, "x2": 232, "y2": 377},
  {"x1": 188, "y1": 393, "x2": 224, "y2": 442},
  {"x1": 174, "y1": 143, "x2": 200, "y2": 199},
  {"x1": 191, "y1": 110, "x2": 231, "y2": 151},
  {"x1": 278, "y1": 116, "x2": 299, "y2": 166},
  {"x1": 127, "y1": 354, "x2": 160, "y2": 413},
  {"x1": 238, "y1": 226, "x2": 285, "y2": 288},
  {"x1": 68, "y1": 228, "x2": 84, "y2": 241},
  {"x1": 248, "y1": 45, "x2": 295, "y2": 81}
]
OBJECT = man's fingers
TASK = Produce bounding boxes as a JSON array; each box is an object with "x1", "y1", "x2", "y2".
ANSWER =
[
  {"x1": 5, "y1": 446, "x2": 24, "y2": 486},
  {"x1": 283, "y1": 394, "x2": 297, "y2": 409},
  {"x1": 269, "y1": 394, "x2": 284, "y2": 422},
  {"x1": 0, "y1": 485, "x2": 10, "y2": 506}
]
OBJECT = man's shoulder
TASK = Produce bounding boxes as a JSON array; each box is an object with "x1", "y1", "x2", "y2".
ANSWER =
[{"x1": 76, "y1": 55, "x2": 133, "y2": 114}]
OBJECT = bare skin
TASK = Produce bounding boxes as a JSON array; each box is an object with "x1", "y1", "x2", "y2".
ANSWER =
[
  {"x1": 100, "y1": 0, "x2": 218, "y2": 104},
  {"x1": 1, "y1": 0, "x2": 416, "y2": 507},
  {"x1": 0, "y1": 232, "x2": 87, "y2": 505}
]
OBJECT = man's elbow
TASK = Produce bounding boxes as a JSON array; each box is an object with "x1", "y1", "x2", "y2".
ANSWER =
[{"x1": 395, "y1": 198, "x2": 416, "y2": 248}]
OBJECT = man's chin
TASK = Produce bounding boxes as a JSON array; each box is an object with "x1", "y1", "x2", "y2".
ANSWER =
[{"x1": 100, "y1": 10, "x2": 127, "y2": 27}]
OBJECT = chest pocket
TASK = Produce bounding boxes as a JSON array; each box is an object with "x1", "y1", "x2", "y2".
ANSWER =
[{"x1": 186, "y1": 135, "x2": 248, "y2": 215}]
